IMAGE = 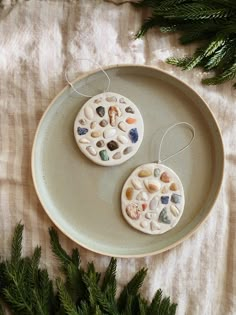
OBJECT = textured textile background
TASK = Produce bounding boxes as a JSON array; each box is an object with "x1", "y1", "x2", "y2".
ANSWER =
[{"x1": 0, "y1": 1, "x2": 235, "y2": 314}]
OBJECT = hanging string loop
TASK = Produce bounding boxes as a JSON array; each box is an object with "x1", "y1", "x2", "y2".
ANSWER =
[
  {"x1": 157, "y1": 122, "x2": 195, "y2": 164},
  {"x1": 65, "y1": 59, "x2": 111, "y2": 98}
]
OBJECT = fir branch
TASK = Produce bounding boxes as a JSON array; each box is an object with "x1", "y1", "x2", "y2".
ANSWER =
[
  {"x1": 0, "y1": 224, "x2": 178, "y2": 315},
  {"x1": 49, "y1": 228, "x2": 72, "y2": 268},
  {"x1": 117, "y1": 268, "x2": 147, "y2": 312},
  {"x1": 56, "y1": 279, "x2": 79, "y2": 315},
  {"x1": 11, "y1": 223, "x2": 23, "y2": 266},
  {"x1": 136, "y1": 0, "x2": 236, "y2": 87},
  {"x1": 101, "y1": 257, "x2": 117, "y2": 297}
]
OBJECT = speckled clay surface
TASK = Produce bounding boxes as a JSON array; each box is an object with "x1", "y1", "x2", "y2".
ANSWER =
[
  {"x1": 74, "y1": 92, "x2": 144, "y2": 166},
  {"x1": 121, "y1": 163, "x2": 185, "y2": 235}
]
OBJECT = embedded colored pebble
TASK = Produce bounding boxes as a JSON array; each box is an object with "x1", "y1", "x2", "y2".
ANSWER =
[
  {"x1": 131, "y1": 178, "x2": 142, "y2": 190},
  {"x1": 77, "y1": 127, "x2": 88, "y2": 135},
  {"x1": 117, "y1": 135, "x2": 129, "y2": 144},
  {"x1": 149, "y1": 196, "x2": 158, "y2": 210},
  {"x1": 171, "y1": 193, "x2": 182, "y2": 204},
  {"x1": 144, "y1": 180, "x2": 160, "y2": 193},
  {"x1": 86, "y1": 146, "x2": 97, "y2": 156},
  {"x1": 91, "y1": 131, "x2": 101, "y2": 138},
  {"x1": 126, "y1": 187, "x2": 134, "y2": 200},
  {"x1": 125, "y1": 106, "x2": 134, "y2": 114},
  {"x1": 140, "y1": 220, "x2": 149, "y2": 228},
  {"x1": 113, "y1": 152, "x2": 121, "y2": 159},
  {"x1": 136, "y1": 191, "x2": 148, "y2": 201},
  {"x1": 154, "y1": 168, "x2": 160, "y2": 177},
  {"x1": 119, "y1": 98, "x2": 126, "y2": 104},
  {"x1": 126, "y1": 118, "x2": 137, "y2": 124},
  {"x1": 151, "y1": 221, "x2": 160, "y2": 231},
  {"x1": 84, "y1": 107, "x2": 94, "y2": 120},
  {"x1": 160, "y1": 172, "x2": 171, "y2": 183},
  {"x1": 96, "y1": 106, "x2": 105, "y2": 117},
  {"x1": 103, "y1": 128, "x2": 116, "y2": 139},
  {"x1": 79, "y1": 138, "x2": 90, "y2": 144},
  {"x1": 108, "y1": 106, "x2": 121, "y2": 126},
  {"x1": 129, "y1": 128, "x2": 139, "y2": 143},
  {"x1": 94, "y1": 98, "x2": 102, "y2": 104},
  {"x1": 106, "y1": 96, "x2": 117, "y2": 102},
  {"x1": 123, "y1": 147, "x2": 132, "y2": 155},
  {"x1": 170, "y1": 183, "x2": 178, "y2": 191},
  {"x1": 79, "y1": 119, "x2": 87, "y2": 125},
  {"x1": 90, "y1": 121, "x2": 97, "y2": 129},
  {"x1": 96, "y1": 140, "x2": 105, "y2": 148},
  {"x1": 142, "y1": 203, "x2": 147, "y2": 211},
  {"x1": 138, "y1": 169, "x2": 152, "y2": 177},
  {"x1": 126, "y1": 203, "x2": 141, "y2": 220},
  {"x1": 158, "y1": 208, "x2": 171, "y2": 224},
  {"x1": 118, "y1": 121, "x2": 127, "y2": 132},
  {"x1": 161, "y1": 186, "x2": 169, "y2": 194},
  {"x1": 100, "y1": 119, "x2": 108, "y2": 127},
  {"x1": 161, "y1": 196, "x2": 169, "y2": 204},
  {"x1": 170, "y1": 205, "x2": 180, "y2": 217},
  {"x1": 99, "y1": 150, "x2": 109, "y2": 161},
  {"x1": 145, "y1": 212, "x2": 157, "y2": 220},
  {"x1": 107, "y1": 140, "x2": 119, "y2": 151}
]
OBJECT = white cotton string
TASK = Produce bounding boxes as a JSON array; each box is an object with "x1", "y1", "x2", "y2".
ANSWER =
[
  {"x1": 157, "y1": 122, "x2": 195, "y2": 164},
  {"x1": 65, "y1": 59, "x2": 111, "y2": 98}
]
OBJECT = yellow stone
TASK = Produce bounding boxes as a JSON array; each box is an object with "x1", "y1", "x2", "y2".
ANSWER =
[
  {"x1": 138, "y1": 169, "x2": 152, "y2": 177},
  {"x1": 170, "y1": 183, "x2": 178, "y2": 191},
  {"x1": 91, "y1": 131, "x2": 101, "y2": 138},
  {"x1": 126, "y1": 187, "x2": 134, "y2": 200}
]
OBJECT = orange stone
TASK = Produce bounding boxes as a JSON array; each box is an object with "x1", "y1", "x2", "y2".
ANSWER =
[{"x1": 126, "y1": 117, "x2": 137, "y2": 124}]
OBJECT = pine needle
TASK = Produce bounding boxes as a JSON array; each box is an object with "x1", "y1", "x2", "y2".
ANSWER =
[
  {"x1": 136, "y1": 0, "x2": 236, "y2": 87},
  {"x1": 0, "y1": 224, "x2": 178, "y2": 315}
]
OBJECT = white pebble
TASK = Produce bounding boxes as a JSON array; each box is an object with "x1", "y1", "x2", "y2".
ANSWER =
[
  {"x1": 151, "y1": 221, "x2": 160, "y2": 231},
  {"x1": 136, "y1": 191, "x2": 148, "y2": 201},
  {"x1": 84, "y1": 107, "x2": 94, "y2": 120},
  {"x1": 131, "y1": 178, "x2": 142, "y2": 190},
  {"x1": 117, "y1": 135, "x2": 129, "y2": 144},
  {"x1": 86, "y1": 146, "x2": 97, "y2": 156},
  {"x1": 79, "y1": 138, "x2": 90, "y2": 144},
  {"x1": 103, "y1": 128, "x2": 116, "y2": 139}
]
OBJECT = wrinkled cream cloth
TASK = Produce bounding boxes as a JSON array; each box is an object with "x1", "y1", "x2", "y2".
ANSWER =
[{"x1": 0, "y1": 0, "x2": 235, "y2": 314}]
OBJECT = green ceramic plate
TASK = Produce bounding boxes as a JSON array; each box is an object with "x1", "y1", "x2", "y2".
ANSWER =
[{"x1": 32, "y1": 65, "x2": 224, "y2": 257}]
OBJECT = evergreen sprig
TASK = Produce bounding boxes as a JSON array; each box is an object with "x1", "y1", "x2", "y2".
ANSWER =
[
  {"x1": 0, "y1": 224, "x2": 177, "y2": 314},
  {"x1": 136, "y1": 0, "x2": 236, "y2": 87}
]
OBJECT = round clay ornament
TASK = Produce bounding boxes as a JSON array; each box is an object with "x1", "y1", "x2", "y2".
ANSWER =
[
  {"x1": 74, "y1": 92, "x2": 144, "y2": 166},
  {"x1": 121, "y1": 163, "x2": 185, "y2": 235},
  {"x1": 121, "y1": 122, "x2": 195, "y2": 235}
]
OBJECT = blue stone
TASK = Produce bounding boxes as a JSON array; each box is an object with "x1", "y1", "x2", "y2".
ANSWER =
[
  {"x1": 158, "y1": 208, "x2": 171, "y2": 224},
  {"x1": 161, "y1": 196, "x2": 169, "y2": 204},
  {"x1": 129, "y1": 128, "x2": 138, "y2": 143},
  {"x1": 171, "y1": 193, "x2": 182, "y2": 204},
  {"x1": 77, "y1": 127, "x2": 88, "y2": 135}
]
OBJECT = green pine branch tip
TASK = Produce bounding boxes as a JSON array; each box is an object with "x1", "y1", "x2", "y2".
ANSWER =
[
  {"x1": 0, "y1": 224, "x2": 177, "y2": 314},
  {"x1": 136, "y1": 0, "x2": 236, "y2": 87}
]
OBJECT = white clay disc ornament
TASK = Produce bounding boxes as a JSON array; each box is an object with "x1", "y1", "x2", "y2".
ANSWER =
[
  {"x1": 121, "y1": 122, "x2": 195, "y2": 235},
  {"x1": 121, "y1": 163, "x2": 185, "y2": 235},
  {"x1": 74, "y1": 92, "x2": 144, "y2": 166}
]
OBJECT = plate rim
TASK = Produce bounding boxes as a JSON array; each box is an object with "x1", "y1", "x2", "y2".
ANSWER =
[{"x1": 31, "y1": 64, "x2": 225, "y2": 258}]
